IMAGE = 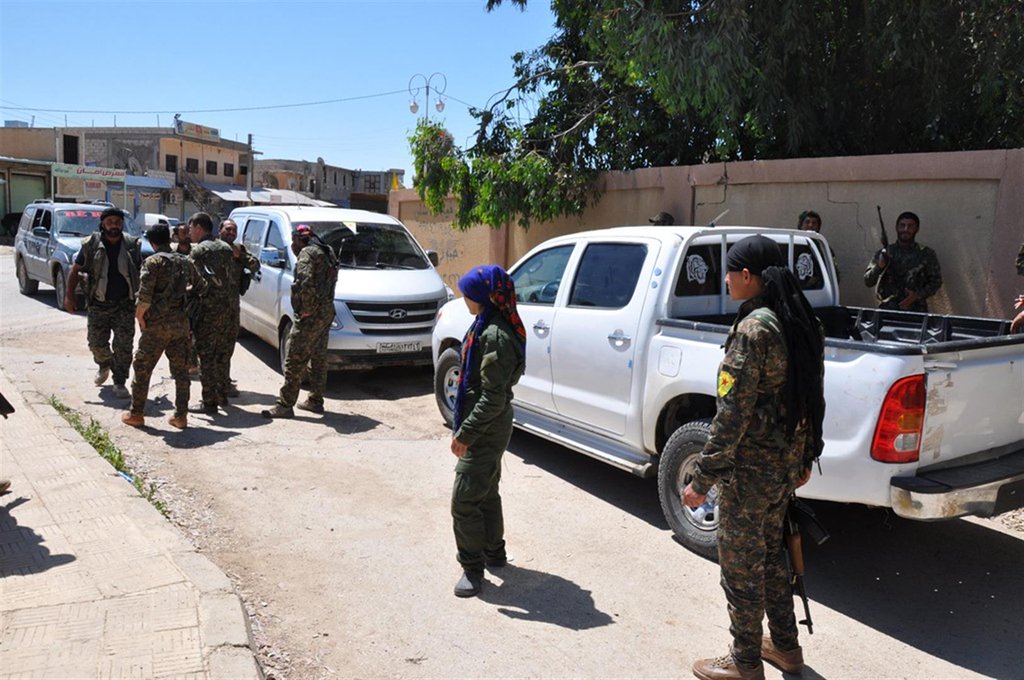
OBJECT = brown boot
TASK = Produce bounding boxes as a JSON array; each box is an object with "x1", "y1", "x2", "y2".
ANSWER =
[
  {"x1": 168, "y1": 414, "x2": 188, "y2": 429},
  {"x1": 121, "y1": 412, "x2": 145, "y2": 427},
  {"x1": 261, "y1": 405, "x2": 294, "y2": 419},
  {"x1": 761, "y1": 637, "x2": 804, "y2": 674},
  {"x1": 692, "y1": 655, "x2": 764, "y2": 680},
  {"x1": 296, "y1": 398, "x2": 325, "y2": 414}
]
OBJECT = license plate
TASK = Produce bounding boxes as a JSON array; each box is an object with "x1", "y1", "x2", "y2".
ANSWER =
[{"x1": 377, "y1": 341, "x2": 420, "y2": 354}]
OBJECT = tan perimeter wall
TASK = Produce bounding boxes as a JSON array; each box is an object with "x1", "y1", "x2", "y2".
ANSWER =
[{"x1": 391, "y1": 149, "x2": 1024, "y2": 318}]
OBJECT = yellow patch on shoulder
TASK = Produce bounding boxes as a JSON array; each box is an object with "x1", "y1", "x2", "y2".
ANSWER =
[{"x1": 718, "y1": 370, "x2": 736, "y2": 398}]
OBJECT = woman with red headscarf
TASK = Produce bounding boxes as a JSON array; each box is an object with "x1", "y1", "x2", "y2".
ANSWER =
[{"x1": 449, "y1": 265, "x2": 526, "y2": 598}]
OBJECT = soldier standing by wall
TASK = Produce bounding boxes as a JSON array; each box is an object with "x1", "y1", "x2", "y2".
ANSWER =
[
  {"x1": 121, "y1": 224, "x2": 205, "y2": 429},
  {"x1": 262, "y1": 225, "x2": 337, "y2": 419},
  {"x1": 863, "y1": 211, "x2": 942, "y2": 312},
  {"x1": 187, "y1": 212, "x2": 236, "y2": 414},
  {"x1": 683, "y1": 236, "x2": 825, "y2": 680},
  {"x1": 218, "y1": 218, "x2": 260, "y2": 397},
  {"x1": 65, "y1": 207, "x2": 142, "y2": 399}
]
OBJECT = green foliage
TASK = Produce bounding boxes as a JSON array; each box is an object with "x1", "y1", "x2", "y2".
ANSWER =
[
  {"x1": 49, "y1": 396, "x2": 168, "y2": 516},
  {"x1": 412, "y1": 0, "x2": 1024, "y2": 229}
]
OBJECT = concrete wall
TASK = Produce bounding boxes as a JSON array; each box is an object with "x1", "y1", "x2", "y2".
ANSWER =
[
  {"x1": 0, "y1": 129, "x2": 57, "y2": 160},
  {"x1": 391, "y1": 149, "x2": 1024, "y2": 319}
]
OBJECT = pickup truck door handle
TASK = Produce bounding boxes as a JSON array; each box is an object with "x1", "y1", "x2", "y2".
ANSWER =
[
  {"x1": 532, "y1": 320, "x2": 550, "y2": 337},
  {"x1": 607, "y1": 331, "x2": 631, "y2": 348}
]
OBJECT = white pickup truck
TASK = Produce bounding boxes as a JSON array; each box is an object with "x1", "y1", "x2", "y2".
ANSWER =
[{"x1": 432, "y1": 226, "x2": 1024, "y2": 557}]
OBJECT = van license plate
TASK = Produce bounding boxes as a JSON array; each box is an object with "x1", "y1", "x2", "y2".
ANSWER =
[{"x1": 377, "y1": 342, "x2": 420, "y2": 354}]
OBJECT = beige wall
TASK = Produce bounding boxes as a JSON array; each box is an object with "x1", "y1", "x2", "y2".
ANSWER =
[
  {"x1": 159, "y1": 138, "x2": 244, "y2": 185},
  {"x1": 392, "y1": 149, "x2": 1023, "y2": 318},
  {"x1": 0, "y1": 129, "x2": 57, "y2": 160}
]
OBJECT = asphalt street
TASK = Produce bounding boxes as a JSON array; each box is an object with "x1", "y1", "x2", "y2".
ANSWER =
[{"x1": 1, "y1": 249, "x2": 1021, "y2": 679}]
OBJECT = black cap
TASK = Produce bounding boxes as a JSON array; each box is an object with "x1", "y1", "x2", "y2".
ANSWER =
[
  {"x1": 649, "y1": 211, "x2": 674, "y2": 226},
  {"x1": 99, "y1": 207, "x2": 124, "y2": 222}
]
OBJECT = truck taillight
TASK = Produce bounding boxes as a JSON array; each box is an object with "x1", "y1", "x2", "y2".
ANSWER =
[{"x1": 871, "y1": 375, "x2": 926, "y2": 463}]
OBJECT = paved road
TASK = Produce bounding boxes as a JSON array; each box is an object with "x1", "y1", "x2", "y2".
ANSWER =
[{"x1": 2, "y1": 249, "x2": 1021, "y2": 679}]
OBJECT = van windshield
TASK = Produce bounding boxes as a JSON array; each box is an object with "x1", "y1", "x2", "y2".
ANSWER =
[
  {"x1": 301, "y1": 221, "x2": 430, "y2": 270},
  {"x1": 55, "y1": 209, "x2": 141, "y2": 237}
]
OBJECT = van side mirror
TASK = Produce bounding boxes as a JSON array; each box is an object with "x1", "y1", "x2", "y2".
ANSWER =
[
  {"x1": 32, "y1": 226, "x2": 50, "y2": 238},
  {"x1": 260, "y1": 247, "x2": 288, "y2": 269},
  {"x1": 425, "y1": 250, "x2": 439, "y2": 267}
]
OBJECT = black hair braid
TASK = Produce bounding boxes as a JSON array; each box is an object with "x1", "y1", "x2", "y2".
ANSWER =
[{"x1": 761, "y1": 266, "x2": 826, "y2": 460}]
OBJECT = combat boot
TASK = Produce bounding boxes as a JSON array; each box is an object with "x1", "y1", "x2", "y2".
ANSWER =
[
  {"x1": 111, "y1": 384, "x2": 130, "y2": 399},
  {"x1": 121, "y1": 412, "x2": 144, "y2": 427},
  {"x1": 261, "y1": 405, "x2": 294, "y2": 419},
  {"x1": 296, "y1": 398, "x2": 325, "y2": 414},
  {"x1": 453, "y1": 571, "x2": 482, "y2": 598},
  {"x1": 189, "y1": 401, "x2": 218, "y2": 415},
  {"x1": 692, "y1": 655, "x2": 764, "y2": 680},
  {"x1": 761, "y1": 637, "x2": 803, "y2": 674},
  {"x1": 94, "y1": 365, "x2": 110, "y2": 386},
  {"x1": 168, "y1": 414, "x2": 188, "y2": 429}
]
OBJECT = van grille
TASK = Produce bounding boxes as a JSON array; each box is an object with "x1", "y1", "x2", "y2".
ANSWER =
[{"x1": 345, "y1": 300, "x2": 440, "y2": 335}]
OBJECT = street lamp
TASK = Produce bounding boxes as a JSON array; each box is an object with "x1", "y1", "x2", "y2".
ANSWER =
[{"x1": 408, "y1": 72, "x2": 447, "y2": 122}]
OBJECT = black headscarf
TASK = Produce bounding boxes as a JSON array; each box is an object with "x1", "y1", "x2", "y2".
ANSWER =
[{"x1": 730, "y1": 236, "x2": 826, "y2": 462}]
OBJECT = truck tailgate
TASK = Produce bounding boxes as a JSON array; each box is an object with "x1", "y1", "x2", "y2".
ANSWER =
[{"x1": 919, "y1": 344, "x2": 1024, "y2": 465}]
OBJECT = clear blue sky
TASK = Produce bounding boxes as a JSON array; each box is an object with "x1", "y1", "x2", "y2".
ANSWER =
[{"x1": 0, "y1": 0, "x2": 555, "y2": 181}]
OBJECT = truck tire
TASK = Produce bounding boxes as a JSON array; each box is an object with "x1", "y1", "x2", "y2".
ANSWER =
[
  {"x1": 17, "y1": 258, "x2": 38, "y2": 295},
  {"x1": 434, "y1": 346, "x2": 461, "y2": 429},
  {"x1": 658, "y1": 419, "x2": 720, "y2": 561}
]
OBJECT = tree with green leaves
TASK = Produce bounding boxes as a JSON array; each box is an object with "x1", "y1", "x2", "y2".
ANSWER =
[{"x1": 410, "y1": 0, "x2": 1024, "y2": 229}]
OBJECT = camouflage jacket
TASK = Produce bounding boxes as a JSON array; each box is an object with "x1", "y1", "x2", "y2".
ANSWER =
[
  {"x1": 77, "y1": 232, "x2": 142, "y2": 302},
  {"x1": 863, "y1": 241, "x2": 942, "y2": 312},
  {"x1": 691, "y1": 300, "x2": 804, "y2": 495},
  {"x1": 189, "y1": 237, "x2": 236, "y2": 307},
  {"x1": 291, "y1": 243, "x2": 337, "y2": 317},
  {"x1": 137, "y1": 248, "x2": 205, "y2": 327}
]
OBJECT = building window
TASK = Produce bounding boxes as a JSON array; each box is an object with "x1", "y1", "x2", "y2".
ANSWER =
[
  {"x1": 224, "y1": 162, "x2": 234, "y2": 177},
  {"x1": 206, "y1": 160, "x2": 217, "y2": 175},
  {"x1": 364, "y1": 175, "x2": 380, "y2": 193},
  {"x1": 185, "y1": 158, "x2": 199, "y2": 173},
  {"x1": 165, "y1": 154, "x2": 178, "y2": 173},
  {"x1": 240, "y1": 165, "x2": 248, "y2": 176},
  {"x1": 62, "y1": 135, "x2": 79, "y2": 164}
]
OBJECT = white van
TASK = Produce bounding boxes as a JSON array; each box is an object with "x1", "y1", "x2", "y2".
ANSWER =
[
  {"x1": 228, "y1": 205, "x2": 451, "y2": 371},
  {"x1": 138, "y1": 212, "x2": 177, "y2": 228}
]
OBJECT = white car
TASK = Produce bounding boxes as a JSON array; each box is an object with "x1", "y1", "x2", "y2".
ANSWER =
[{"x1": 229, "y1": 205, "x2": 451, "y2": 371}]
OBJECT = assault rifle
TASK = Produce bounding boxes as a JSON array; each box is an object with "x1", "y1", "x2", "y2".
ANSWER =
[
  {"x1": 875, "y1": 205, "x2": 889, "y2": 259},
  {"x1": 784, "y1": 497, "x2": 829, "y2": 635}
]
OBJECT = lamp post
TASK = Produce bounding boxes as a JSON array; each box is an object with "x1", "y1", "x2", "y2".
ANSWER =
[{"x1": 408, "y1": 72, "x2": 447, "y2": 122}]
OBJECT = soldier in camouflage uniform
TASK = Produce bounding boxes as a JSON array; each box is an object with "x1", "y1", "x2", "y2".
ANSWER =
[
  {"x1": 448, "y1": 265, "x2": 526, "y2": 599},
  {"x1": 263, "y1": 225, "x2": 338, "y2": 419},
  {"x1": 219, "y1": 218, "x2": 260, "y2": 397},
  {"x1": 187, "y1": 212, "x2": 237, "y2": 414},
  {"x1": 863, "y1": 211, "x2": 942, "y2": 312},
  {"x1": 65, "y1": 207, "x2": 142, "y2": 399},
  {"x1": 121, "y1": 224, "x2": 205, "y2": 429},
  {"x1": 684, "y1": 236, "x2": 825, "y2": 680}
]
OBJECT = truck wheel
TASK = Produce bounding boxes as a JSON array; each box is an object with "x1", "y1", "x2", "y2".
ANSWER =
[
  {"x1": 53, "y1": 269, "x2": 67, "y2": 311},
  {"x1": 17, "y1": 258, "x2": 38, "y2": 295},
  {"x1": 278, "y1": 320, "x2": 292, "y2": 375},
  {"x1": 658, "y1": 419, "x2": 720, "y2": 561},
  {"x1": 434, "y1": 346, "x2": 461, "y2": 429}
]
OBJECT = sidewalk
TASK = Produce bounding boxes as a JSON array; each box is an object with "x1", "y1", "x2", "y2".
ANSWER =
[{"x1": 0, "y1": 368, "x2": 260, "y2": 679}]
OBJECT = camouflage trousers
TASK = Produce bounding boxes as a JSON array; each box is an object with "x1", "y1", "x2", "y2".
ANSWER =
[
  {"x1": 451, "y1": 457, "x2": 506, "y2": 574},
  {"x1": 717, "y1": 465, "x2": 800, "y2": 668},
  {"x1": 194, "y1": 302, "x2": 236, "y2": 405},
  {"x1": 277, "y1": 310, "x2": 332, "y2": 408},
  {"x1": 86, "y1": 299, "x2": 136, "y2": 385},
  {"x1": 130, "y1": 321, "x2": 190, "y2": 417}
]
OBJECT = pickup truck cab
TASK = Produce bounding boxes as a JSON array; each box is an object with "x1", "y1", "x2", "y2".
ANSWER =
[
  {"x1": 432, "y1": 226, "x2": 1024, "y2": 557},
  {"x1": 229, "y1": 205, "x2": 452, "y2": 372}
]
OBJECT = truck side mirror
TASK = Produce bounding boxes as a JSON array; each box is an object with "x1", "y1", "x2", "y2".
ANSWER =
[
  {"x1": 425, "y1": 250, "x2": 439, "y2": 267},
  {"x1": 260, "y1": 246, "x2": 288, "y2": 269}
]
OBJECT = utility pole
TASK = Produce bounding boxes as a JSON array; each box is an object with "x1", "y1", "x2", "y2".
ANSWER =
[{"x1": 246, "y1": 133, "x2": 253, "y2": 204}]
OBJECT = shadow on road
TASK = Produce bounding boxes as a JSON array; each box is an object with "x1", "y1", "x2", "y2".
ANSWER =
[
  {"x1": 790, "y1": 502, "x2": 1020, "y2": 678},
  {"x1": 478, "y1": 563, "x2": 615, "y2": 631},
  {"x1": 506, "y1": 430, "x2": 668, "y2": 530},
  {"x1": 0, "y1": 496, "x2": 77, "y2": 576}
]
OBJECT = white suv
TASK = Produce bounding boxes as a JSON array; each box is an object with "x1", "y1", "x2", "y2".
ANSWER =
[{"x1": 229, "y1": 205, "x2": 450, "y2": 371}]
